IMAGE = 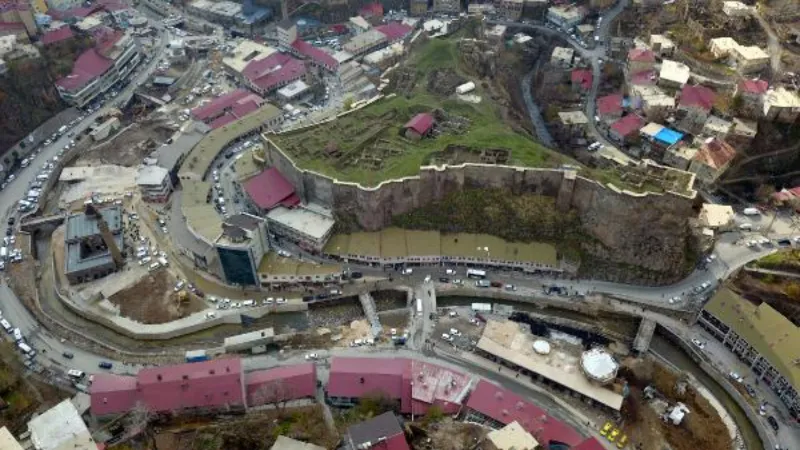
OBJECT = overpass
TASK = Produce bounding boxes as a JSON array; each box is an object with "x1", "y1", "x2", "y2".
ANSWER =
[{"x1": 20, "y1": 213, "x2": 66, "y2": 233}]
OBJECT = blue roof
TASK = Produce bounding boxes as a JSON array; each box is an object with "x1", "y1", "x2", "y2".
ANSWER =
[{"x1": 654, "y1": 128, "x2": 683, "y2": 145}]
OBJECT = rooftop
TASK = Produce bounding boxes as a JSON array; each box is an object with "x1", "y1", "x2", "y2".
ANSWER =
[
  {"x1": 558, "y1": 111, "x2": 588, "y2": 125},
  {"x1": 191, "y1": 89, "x2": 264, "y2": 122},
  {"x1": 693, "y1": 137, "x2": 737, "y2": 170},
  {"x1": 486, "y1": 421, "x2": 539, "y2": 450},
  {"x1": 0, "y1": 427, "x2": 23, "y2": 450},
  {"x1": 65, "y1": 205, "x2": 122, "y2": 241},
  {"x1": 292, "y1": 39, "x2": 339, "y2": 69},
  {"x1": 223, "y1": 39, "x2": 277, "y2": 74},
  {"x1": 551, "y1": 46, "x2": 574, "y2": 61},
  {"x1": 764, "y1": 87, "x2": 800, "y2": 108},
  {"x1": 679, "y1": 85, "x2": 716, "y2": 112},
  {"x1": 270, "y1": 436, "x2": 326, "y2": 450},
  {"x1": 404, "y1": 112, "x2": 435, "y2": 135},
  {"x1": 346, "y1": 412, "x2": 410, "y2": 450},
  {"x1": 703, "y1": 115, "x2": 732, "y2": 134},
  {"x1": 136, "y1": 165, "x2": 169, "y2": 186},
  {"x1": 571, "y1": 68, "x2": 593, "y2": 91},
  {"x1": 181, "y1": 180, "x2": 222, "y2": 243},
  {"x1": 266, "y1": 206, "x2": 335, "y2": 241},
  {"x1": 344, "y1": 28, "x2": 387, "y2": 53},
  {"x1": 610, "y1": 114, "x2": 645, "y2": 138},
  {"x1": 705, "y1": 288, "x2": 800, "y2": 392},
  {"x1": 597, "y1": 93, "x2": 623, "y2": 115},
  {"x1": 349, "y1": 15, "x2": 371, "y2": 30},
  {"x1": 477, "y1": 320, "x2": 624, "y2": 410},
  {"x1": 738, "y1": 79, "x2": 769, "y2": 94},
  {"x1": 245, "y1": 363, "x2": 316, "y2": 405},
  {"x1": 376, "y1": 22, "x2": 413, "y2": 41},
  {"x1": 659, "y1": 59, "x2": 691, "y2": 85},
  {"x1": 734, "y1": 44, "x2": 769, "y2": 61},
  {"x1": 628, "y1": 48, "x2": 655, "y2": 63},
  {"x1": 56, "y1": 48, "x2": 113, "y2": 91},
  {"x1": 28, "y1": 399, "x2": 97, "y2": 450},
  {"x1": 654, "y1": 127, "x2": 684, "y2": 145},
  {"x1": 257, "y1": 252, "x2": 341, "y2": 277},
  {"x1": 699, "y1": 203, "x2": 734, "y2": 228},
  {"x1": 41, "y1": 26, "x2": 74, "y2": 45},
  {"x1": 244, "y1": 167, "x2": 300, "y2": 211},
  {"x1": 277, "y1": 79, "x2": 310, "y2": 98}
]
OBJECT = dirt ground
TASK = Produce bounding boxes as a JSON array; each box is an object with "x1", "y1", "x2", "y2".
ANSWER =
[
  {"x1": 73, "y1": 120, "x2": 173, "y2": 167},
  {"x1": 378, "y1": 310, "x2": 409, "y2": 331},
  {"x1": 109, "y1": 270, "x2": 205, "y2": 324},
  {"x1": 410, "y1": 418, "x2": 487, "y2": 450}
]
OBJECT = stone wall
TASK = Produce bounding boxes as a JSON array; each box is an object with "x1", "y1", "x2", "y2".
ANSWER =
[{"x1": 264, "y1": 136, "x2": 696, "y2": 284}]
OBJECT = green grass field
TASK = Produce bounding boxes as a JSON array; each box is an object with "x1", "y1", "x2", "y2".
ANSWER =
[{"x1": 270, "y1": 37, "x2": 571, "y2": 186}]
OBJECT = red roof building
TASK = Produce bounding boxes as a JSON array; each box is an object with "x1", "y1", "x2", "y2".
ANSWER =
[
  {"x1": 610, "y1": 114, "x2": 645, "y2": 141},
  {"x1": 403, "y1": 113, "x2": 435, "y2": 138},
  {"x1": 738, "y1": 79, "x2": 769, "y2": 95},
  {"x1": 243, "y1": 167, "x2": 300, "y2": 212},
  {"x1": 55, "y1": 48, "x2": 114, "y2": 91},
  {"x1": 375, "y1": 22, "x2": 413, "y2": 43},
  {"x1": 628, "y1": 48, "x2": 655, "y2": 63},
  {"x1": 41, "y1": 26, "x2": 75, "y2": 45},
  {"x1": 191, "y1": 89, "x2": 265, "y2": 129},
  {"x1": 0, "y1": 21, "x2": 24, "y2": 36},
  {"x1": 463, "y1": 380, "x2": 583, "y2": 447},
  {"x1": 630, "y1": 69, "x2": 657, "y2": 86},
  {"x1": 597, "y1": 93, "x2": 624, "y2": 118},
  {"x1": 90, "y1": 374, "x2": 138, "y2": 416},
  {"x1": 571, "y1": 68, "x2": 593, "y2": 92},
  {"x1": 90, "y1": 358, "x2": 246, "y2": 416},
  {"x1": 345, "y1": 412, "x2": 410, "y2": 450},
  {"x1": 245, "y1": 363, "x2": 317, "y2": 407},
  {"x1": 327, "y1": 357, "x2": 471, "y2": 415},
  {"x1": 291, "y1": 39, "x2": 339, "y2": 72},
  {"x1": 242, "y1": 53, "x2": 307, "y2": 95},
  {"x1": 692, "y1": 137, "x2": 737, "y2": 171},
  {"x1": 679, "y1": 85, "x2": 716, "y2": 113}
]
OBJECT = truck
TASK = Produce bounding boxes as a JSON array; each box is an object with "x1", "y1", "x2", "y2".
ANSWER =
[
  {"x1": 471, "y1": 303, "x2": 492, "y2": 312},
  {"x1": 185, "y1": 349, "x2": 209, "y2": 363}
]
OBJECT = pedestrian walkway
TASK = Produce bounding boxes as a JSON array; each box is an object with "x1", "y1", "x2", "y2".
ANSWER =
[{"x1": 358, "y1": 292, "x2": 382, "y2": 338}]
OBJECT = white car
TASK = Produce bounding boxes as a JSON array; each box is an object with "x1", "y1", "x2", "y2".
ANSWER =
[
  {"x1": 452, "y1": 279, "x2": 463, "y2": 285},
  {"x1": 691, "y1": 338, "x2": 705, "y2": 350},
  {"x1": 441, "y1": 333, "x2": 452, "y2": 341},
  {"x1": 445, "y1": 269, "x2": 456, "y2": 275},
  {"x1": 729, "y1": 371, "x2": 744, "y2": 383},
  {"x1": 304, "y1": 353, "x2": 319, "y2": 360},
  {"x1": 450, "y1": 328, "x2": 461, "y2": 336},
  {"x1": 669, "y1": 296, "x2": 680, "y2": 304},
  {"x1": 205, "y1": 311, "x2": 216, "y2": 319},
  {"x1": 276, "y1": 297, "x2": 287, "y2": 304},
  {"x1": 401, "y1": 268, "x2": 413, "y2": 275},
  {"x1": 232, "y1": 302, "x2": 242, "y2": 308},
  {"x1": 277, "y1": 249, "x2": 291, "y2": 258}
]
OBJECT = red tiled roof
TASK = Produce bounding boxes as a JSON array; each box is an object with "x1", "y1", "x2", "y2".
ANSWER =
[
  {"x1": 191, "y1": 89, "x2": 264, "y2": 123},
  {"x1": 597, "y1": 94, "x2": 623, "y2": 116},
  {"x1": 738, "y1": 79, "x2": 768, "y2": 95},
  {"x1": 409, "y1": 359, "x2": 471, "y2": 416},
  {"x1": 0, "y1": 21, "x2": 24, "y2": 34},
  {"x1": 328, "y1": 357, "x2": 410, "y2": 405},
  {"x1": 679, "y1": 85, "x2": 716, "y2": 112},
  {"x1": 245, "y1": 363, "x2": 316, "y2": 407},
  {"x1": 571, "y1": 68, "x2": 593, "y2": 91},
  {"x1": 292, "y1": 39, "x2": 339, "y2": 71},
  {"x1": 611, "y1": 114, "x2": 645, "y2": 137},
  {"x1": 694, "y1": 137, "x2": 737, "y2": 170},
  {"x1": 359, "y1": 2, "x2": 384, "y2": 17},
  {"x1": 241, "y1": 53, "x2": 291, "y2": 80},
  {"x1": 90, "y1": 374, "x2": 138, "y2": 416},
  {"x1": 573, "y1": 437, "x2": 605, "y2": 450},
  {"x1": 465, "y1": 380, "x2": 583, "y2": 447},
  {"x1": 628, "y1": 48, "x2": 655, "y2": 63},
  {"x1": 42, "y1": 26, "x2": 75, "y2": 45},
  {"x1": 244, "y1": 167, "x2": 297, "y2": 211},
  {"x1": 56, "y1": 48, "x2": 113, "y2": 91},
  {"x1": 376, "y1": 22, "x2": 413, "y2": 42},
  {"x1": 630, "y1": 69, "x2": 657, "y2": 86},
  {"x1": 247, "y1": 57, "x2": 307, "y2": 93},
  {"x1": 136, "y1": 358, "x2": 244, "y2": 413},
  {"x1": 404, "y1": 113, "x2": 434, "y2": 135}
]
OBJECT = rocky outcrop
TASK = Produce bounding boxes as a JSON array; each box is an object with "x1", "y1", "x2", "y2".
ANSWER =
[{"x1": 458, "y1": 39, "x2": 497, "y2": 79}]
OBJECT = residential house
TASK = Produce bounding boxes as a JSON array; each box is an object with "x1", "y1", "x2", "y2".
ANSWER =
[
  {"x1": 547, "y1": 6, "x2": 584, "y2": 29},
  {"x1": 699, "y1": 203, "x2": 735, "y2": 230},
  {"x1": 663, "y1": 145, "x2": 698, "y2": 171},
  {"x1": 658, "y1": 59, "x2": 691, "y2": 89},
  {"x1": 571, "y1": 68, "x2": 592, "y2": 94},
  {"x1": 650, "y1": 34, "x2": 675, "y2": 57},
  {"x1": 550, "y1": 46, "x2": 574, "y2": 68},
  {"x1": 403, "y1": 113, "x2": 435, "y2": 140},
  {"x1": 735, "y1": 79, "x2": 769, "y2": 118},
  {"x1": 557, "y1": 111, "x2": 588, "y2": 139},
  {"x1": 344, "y1": 412, "x2": 410, "y2": 450},
  {"x1": 596, "y1": 93, "x2": 624, "y2": 123},
  {"x1": 688, "y1": 137, "x2": 737, "y2": 183},
  {"x1": 730, "y1": 44, "x2": 769, "y2": 73},
  {"x1": 727, "y1": 117, "x2": 758, "y2": 150},
  {"x1": 678, "y1": 84, "x2": 716, "y2": 131},
  {"x1": 497, "y1": 0, "x2": 524, "y2": 21},
  {"x1": 630, "y1": 84, "x2": 674, "y2": 120},
  {"x1": 709, "y1": 37, "x2": 740, "y2": 59},
  {"x1": 722, "y1": 1, "x2": 752, "y2": 17},
  {"x1": 627, "y1": 48, "x2": 655, "y2": 74},
  {"x1": 375, "y1": 23, "x2": 413, "y2": 45},
  {"x1": 609, "y1": 114, "x2": 645, "y2": 143},
  {"x1": 702, "y1": 115, "x2": 733, "y2": 139},
  {"x1": 763, "y1": 87, "x2": 800, "y2": 124},
  {"x1": 698, "y1": 288, "x2": 800, "y2": 419}
]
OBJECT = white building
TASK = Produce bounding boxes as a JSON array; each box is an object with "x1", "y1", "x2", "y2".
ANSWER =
[
  {"x1": 187, "y1": 0, "x2": 242, "y2": 25},
  {"x1": 550, "y1": 47, "x2": 574, "y2": 68},
  {"x1": 658, "y1": 59, "x2": 691, "y2": 88},
  {"x1": 222, "y1": 40, "x2": 276, "y2": 76},
  {"x1": 276, "y1": 20, "x2": 297, "y2": 49},
  {"x1": 266, "y1": 206, "x2": 335, "y2": 252},
  {"x1": 722, "y1": 1, "x2": 753, "y2": 16},
  {"x1": 763, "y1": 87, "x2": 800, "y2": 123},
  {"x1": 277, "y1": 80, "x2": 310, "y2": 102},
  {"x1": 137, "y1": 165, "x2": 173, "y2": 202},
  {"x1": 547, "y1": 6, "x2": 584, "y2": 29},
  {"x1": 0, "y1": 427, "x2": 23, "y2": 450},
  {"x1": 28, "y1": 399, "x2": 98, "y2": 450}
]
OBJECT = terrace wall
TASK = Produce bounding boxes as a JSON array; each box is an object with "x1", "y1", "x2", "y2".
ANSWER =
[{"x1": 263, "y1": 136, "x2": 697, "y2": 284}]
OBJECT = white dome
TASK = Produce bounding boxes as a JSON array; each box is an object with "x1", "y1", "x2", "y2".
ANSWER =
[
  {"x1": 533, "y1": 340, "x2": 551, "y2": 355},
  {"x1": 581, "y1": 348, "x2": 618, "y2": 383}
]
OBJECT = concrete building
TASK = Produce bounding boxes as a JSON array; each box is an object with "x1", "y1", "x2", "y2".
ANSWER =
[
  {"x1": 730, "y1": 44, "x2": 769, "y2": 73},
  {"x1": 649, "y1": 34, "x2": 675, "y2": 57},
  {"x1": 28, "y1": 399, "x2": 98, "y2": 450},
  {"x1": 678, "y1": 84, "x2": 716, "y2": 130},
  {"x1": 734, "y1": 79, "x2": 769, "y2": 117},
  {"x1": 410, "y1": 0, "x2": 428, "y2": 16},
  {"x1": 64, "y1": 205, "x2": 124, "y2": 284},
  {"x1": 557, "y1": 111, "x2": 588, "y2": 137},
  {"x1": 241, "y1": 52, "x2": 307, "y2": 96},
  {"x1": 630, "y1": 84, "x2": 675, "y2": 118},
  {"x1": 728, "y1": 117, "x2": 758, "y2": 150},
  {"x1": 688, "y1": 137, "x2": 737, "y2": 184},
  {"x1": 223, "y1": 40, "x2": 277, "y2": 78},
  {"x1": 432, "y1": 0, "x2": 460, "y2": 13},
  {"x1": 663, "y1": 145, "x2": 698, "y2": 171},
  {"x1": 257, "y1": 252, "x2": 341, "y2": 288},
  {"x1": 698, "y1": 203, "x2": 735, "y2": 230},
  {"x1": 216, "y1": 213, "x2": 269, "y2": 287},
  {"x1": 190, "y1": 89, "x2": 266, "y2": 129},
  {"x1": 609, "y1": 114, "x2": 645, "y2": 143},
  {"x1": 547, "y1": 6, "x2": 584, "y2": 29},
  {"x1": 55, "y1": 31, "x2": 140, "y2": 107},
  {"x1": 348, "y1": 16, "x2": 371, "y2": 34},
  {"x1": 364, "y1": 42, "x2": 404, "y2": 70},
  {"x1": 702, "y1": 115, "x2": 733, "y2": 139},
  {"x1": 722, "y1": 1, "x2": 752, "y2": 16},
  {"x1": 343, "y1": 28, "x2": 387, "y2": 57},
  {"x1": 136, "y1": 165, "x2": 172, "y2": 202},
  {"x1": 265, "y1": 206, "x2": 335, "y2": 252},
  {"x1": 277, "y1": 80, "x2": 310, "y2": 103},
  {"x1": 596, "y1": 93, "x2": 624, "y2": 123},
  {"x1": 276, "y1": 19, "x2": 297, "y2": 49},
  {"x1": 658, "y1": 59, "x2": 691, "y2": 89},
  {"x1": 484, "y1": 421, "x2": 539, "y2": 450},
  {"x1": 0, "y1": 427, "x2": 23, "y2": 450},
  {"x1": 187, "y1": 0, "x2": 242, "y2": 26},
  {"x1": 763, "y1": 87, "x2": 800, "y2": 124},
  {"x1": 709, "y1": 37, "x2": 740, "y2": 59},
  {"x1": 497, "y1": 0, "x2": 524, "y2": 21},
  {"x1": 699, "y1": 288, "x2": 800, "y2": 420},
  {"x1": 550, "y1": 46, "x2": 574, "y2": 68}
]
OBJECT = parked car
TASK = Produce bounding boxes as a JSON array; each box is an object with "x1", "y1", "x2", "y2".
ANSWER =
[
  {"x1": 62, "y1": 352, "x2": 74, "y2": 359},
  {"x1": 690, "y1": 338, "x2": 705, "y2": 350},
  {"x1": 767, "y1": 415, "x2": 779, "y2": 431},
  {"x1": 98, "y1": 361, "x2": 113, "y2": 370}
]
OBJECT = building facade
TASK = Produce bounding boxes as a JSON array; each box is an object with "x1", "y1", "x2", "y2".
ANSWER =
[
  {"x1": 215, "y1": 214, "x2": 269, "y2": 287},
  {"x1": 136, "y1": 166, "x2": 173, "y2": 202}
]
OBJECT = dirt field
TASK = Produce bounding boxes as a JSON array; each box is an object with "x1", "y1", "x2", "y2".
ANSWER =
[
  {"x1": 74, "y1": 120, "x2": 173, "y2": 167},
  {"x1": 410, "y1": 418, "x2": 487, "y2": 450},
  {"x1": 109, "y1": 270, "x2": 205, "y2": 324}
]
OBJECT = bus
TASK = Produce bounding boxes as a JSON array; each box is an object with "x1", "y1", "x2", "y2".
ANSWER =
[
  {"x1": 466, "y1": 269, "x2": 486, "y2": 279},
  {"x1": 416, "y1": 298, "x2": 422, "y2": 316}
]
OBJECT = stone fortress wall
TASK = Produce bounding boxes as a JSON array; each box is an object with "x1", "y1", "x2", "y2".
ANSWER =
[{"x1": 264, "y1": 134, "x2": 697, "y2": 285}]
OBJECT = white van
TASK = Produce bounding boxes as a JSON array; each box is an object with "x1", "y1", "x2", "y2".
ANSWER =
[
  {"x1": 149, "y1": 262, "x2": 161, "y2": 271},
  {"x1": 0, "y1": 319, "x2": 11, "y2": 332},
  {"x1": 158, "y1": 256, "x2": 169, "y2": 267},
  {"x1": 12, "y1": 328, "x2": 22, "y2": 341},
  {"x1": 739, "y1": 223, "x2": 753, "y2": 231},
  {"x1": 67, "y1": 369, "x2": 85, "y2": 379},
  {"x1": 743, "y1": 207, "x2": 760, "y2": 216},
  {"x1": 242, "y1": 299, "x2": 255, "y2": 307},
  {"x1": 18, "y1": 342, "x2": 34, "y2": 357}
]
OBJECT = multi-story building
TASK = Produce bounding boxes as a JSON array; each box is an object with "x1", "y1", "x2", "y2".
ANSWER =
[
  {"x1": 763, "y1": 87, "x2": 800, "y2": 124},
  {"x1": 687, "y1": 137, "x2": 737, "y2": 184},
  {"x1": 410, "y1": 0, "x2": 428, "y2": 16},
  {"x1": 698, "y1": 288, "x2": 800, "y2": 420},
  {"x1": 550, "y1": 46, "x2": 574, "y2": 68},
  {"x1": 190, "y1": 89, "x2": 266, "y2": 129},
  {"x1": 265, "y1": 206, "x2": 335, "y2": 252},
  {"x1": 677, "y1": 84, "x2": 716, "y2": 131},
  {"x1": 730, "y1": 44, "x2": 769, "y2": 73},
  {"x1": 187, "y1": 0, "x2": 241, "y2": 25},
  {"x1": 55, "y1": 30, "x2": 140, "y2": 107},
  {"x1": 276, "y1": 19, "x2": 297, "y2": 48},
  {"x1": 432, "y1": 0, "x2": 460, "y2": 13},
  {"x1": 28, "y1": 400, "x2": 98, "y2": 450},
  {"x1": 136, "y1": 165, "x2": 173, "y2": 202},
  {"x1": 343, "y1": 28, "x2": 387, "y2": 57},
  {"x1": 0, "y1": 0, "x2": 36, "y2": 36},
  {"x1": 241, "y1": 52, "x2": 308, "y2": 96},
  {"x1": 546, "y1": 5, "x2": 584, "y2": 29},
  {"x1": 658, "y1": 59, "x2": 691, "y2": 89},
  {"x1": 222, "y1": 39, "x2": 277, "y2": 79},
  {"x1": 64, "y1": 205, "x2": 124, "y2": 284},
  {"x1": 215, "y1": 213, "x2": 269, "y2": 287},
  {"x1": 649, "y1": 34, "x2": 675, "y2": 57},
  {"x1": 496, "y1": 0, "x2": 524, "y2": 21},
  {"x1": 734, "y1": 78, "x2": 768, "y2": 118}
]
